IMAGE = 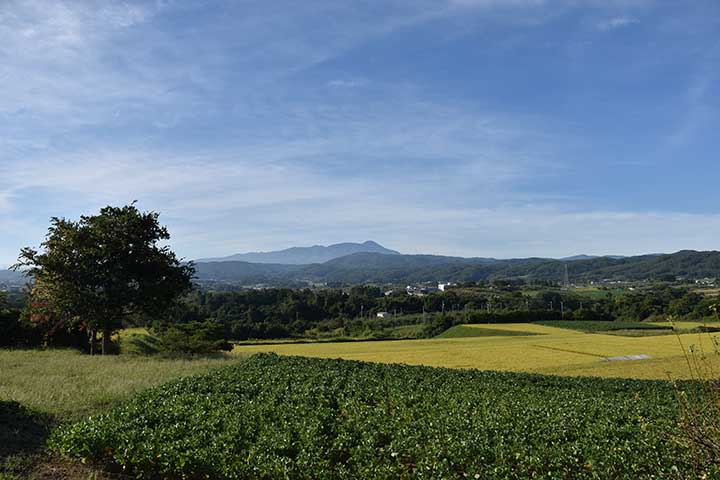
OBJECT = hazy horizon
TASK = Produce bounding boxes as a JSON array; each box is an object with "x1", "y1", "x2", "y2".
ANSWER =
[{"x1": 1, "y1": 1, "x2": 719, "y2": 266}]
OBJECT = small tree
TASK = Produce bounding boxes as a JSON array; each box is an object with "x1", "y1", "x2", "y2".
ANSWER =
[{"x1": 14, "y1": 204, "x2": 195, "y2": 354}]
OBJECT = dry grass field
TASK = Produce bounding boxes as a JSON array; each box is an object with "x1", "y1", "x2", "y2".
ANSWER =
[
  {"x1": 0, "y1": 349, "x2": 243, "y2": 420},
  {"x1": 234, "y1": 323, "x2": 720, "y2": 380}
]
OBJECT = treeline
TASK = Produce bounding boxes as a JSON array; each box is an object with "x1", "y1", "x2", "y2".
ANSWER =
[
  {"x1": 2, "y1": 284, "x2": 718, "y2": 346},
  {"x1": 0, "y1": 304, "x2": 89, "y2": 349},
  {"x1": 179, "y1": 286, "x2": 567, "y2": 339},
  {"x1": 164, "y1": 284, "x2": 718, "y2": 340}
]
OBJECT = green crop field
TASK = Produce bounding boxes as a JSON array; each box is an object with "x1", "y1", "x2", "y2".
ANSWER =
[
  {"x1": 4, "y1": 324, "x2": 720, "y2": 478},
  {"x1": 50, "y1": 354, "x2": 713, "y2": 479},
  {"x1": 234, "y1": 323, "x2": 720, "y2": 380}
]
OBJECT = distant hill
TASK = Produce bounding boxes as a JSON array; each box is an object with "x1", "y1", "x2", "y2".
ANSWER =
[
  {"x1": 0, "y1": 269, "x2": 25, "y2": 284},
  {"x1": 560, "y1": 255, "x2": 626, "y2": 261},
  {"x1": 193, "y1": 261, "x2": 303, "y2": 283},
  {"x1": 192, "y1": 250, "x2": 720, "y2": 285},
  {"x1": 300, "y1": 253, "x2": 499, "y2": 284},
  {"x1": 196, "y1": 241, "x2": 400, "y2": 265}
]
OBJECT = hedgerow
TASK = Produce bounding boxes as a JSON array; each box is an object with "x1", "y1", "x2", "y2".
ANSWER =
[{"x1": 50, "y1": 354, "x2": 712, "y2": 479}]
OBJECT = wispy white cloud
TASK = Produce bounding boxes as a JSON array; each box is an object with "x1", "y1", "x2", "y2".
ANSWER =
[
  {"x1": 3, "y1": 133, "x2": 719, "y2": 261},
  {"x1": 0, "y1": 0, "x2": 717, "y2": 264},
  {"x1": 596, "y1": 16, "x2": 638, "y2": 31},
  {"x1": 327, "y1": 79, "x2": 367, "y2": 88},
  {"x1": 0, "y1": 87, "x2": 570, "y2": 260}
]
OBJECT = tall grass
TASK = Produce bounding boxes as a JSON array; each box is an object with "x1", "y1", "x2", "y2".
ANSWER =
[
  {"x1": 670, "y1": 316, "x2": 720, "y2": 467},
  {"x1": 0, "y1": 349, "x2": 244, "y2": 421}
]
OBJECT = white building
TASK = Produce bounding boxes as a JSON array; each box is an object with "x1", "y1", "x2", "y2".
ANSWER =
[{"x1": 438, "y1": 282, "x2": 456, "y2": 292}]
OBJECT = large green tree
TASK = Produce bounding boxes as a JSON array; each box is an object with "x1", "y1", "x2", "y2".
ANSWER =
[{"x1": 14, "y1": 204, "x2": 195, "y2": 354}]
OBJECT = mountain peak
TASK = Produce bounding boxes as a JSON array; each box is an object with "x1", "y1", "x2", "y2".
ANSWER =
[{"x1": 196, "y1": 241, "x2": 400, "y2": 265}]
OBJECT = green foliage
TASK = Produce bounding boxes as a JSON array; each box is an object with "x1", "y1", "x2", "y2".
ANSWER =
[
  {"x1": 183, "y1": 284, "x2": 717, "y2": 341},
  {"x1": 14, "y1": 204, "x2": 194, "y2": 353},
  {"x1": 51, "y1": 354, "x2": 713, "y2": 479},
  {"x1": 155, "y1": 321, "x2": 232, "y2": 354},
  {"x1": 0, "y1": 293, "x2": 44, "y2": 348}
]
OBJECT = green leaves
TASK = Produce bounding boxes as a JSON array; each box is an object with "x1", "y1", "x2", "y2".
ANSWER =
[
  {"x1": 15, "y1": 204, "x2": 194, "y2": 351},
  {"x1": 155, "y1": 320, "x2": 232, "y2": 354},
  {"x1": 50, "y1": 354, "x2": 711, "y2": 479}
]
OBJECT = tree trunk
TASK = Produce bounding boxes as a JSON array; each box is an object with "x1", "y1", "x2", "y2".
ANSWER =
[
  {"x1": 101, "y1": 326, "x2": 111, "y2": 355},
  {"x1": 90, "y1": 328, "x2": 97, "y2": 356}
]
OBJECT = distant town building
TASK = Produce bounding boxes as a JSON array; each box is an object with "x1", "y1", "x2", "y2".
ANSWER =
[
  {"x1": 406, "y1": 284, "x2": 439, "y2": 296},
  {"x1": 376, "y1": 312, "x2": 390, "y2": 318},
  {"x1": 438, "y1": 282, "x2": 456, "y2": 292}
]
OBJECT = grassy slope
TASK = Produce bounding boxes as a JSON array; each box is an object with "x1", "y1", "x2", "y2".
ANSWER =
[{"x1": 234, "y1": 323, "x2": 720, "y2": 380}]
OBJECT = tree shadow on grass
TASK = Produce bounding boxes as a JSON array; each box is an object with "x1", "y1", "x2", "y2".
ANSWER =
[
  {"x1": 0, "y1": 401, "x2": 50, "y2": 458},
  {"x1": 0, "y1": 400, "x2": 51, "y2": 478}
]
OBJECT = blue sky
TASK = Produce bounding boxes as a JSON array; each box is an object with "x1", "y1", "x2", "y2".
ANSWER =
[{"x1": 1, "y1": 0, "x2": 719, "y2": 265}]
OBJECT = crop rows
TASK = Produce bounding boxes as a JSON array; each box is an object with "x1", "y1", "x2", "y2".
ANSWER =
[{"x1": 51, "y1": 354, "x2": 711, "y2": 479}]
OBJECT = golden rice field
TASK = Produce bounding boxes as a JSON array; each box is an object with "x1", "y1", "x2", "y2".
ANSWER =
[{"x1": 233, "y1": 323, "x2": 720, "y2": 380}]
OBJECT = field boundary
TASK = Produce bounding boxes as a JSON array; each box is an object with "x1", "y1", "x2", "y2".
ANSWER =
[{"x1": 531, "y1": 344, "x2": 607, "y2": 358}]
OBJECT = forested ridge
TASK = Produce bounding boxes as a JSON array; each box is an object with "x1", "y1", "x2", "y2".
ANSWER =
[
  {"x1": 192, "y1": 250, "x2": 720, "y2": 285},
  {"x1": 6, "y1": 250, "x2": 720, "y2": 288}
]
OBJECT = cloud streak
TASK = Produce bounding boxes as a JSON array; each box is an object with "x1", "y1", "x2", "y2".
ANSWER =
[{"x1": 596, "y1": 16, "x2": 638, "y2": 31}]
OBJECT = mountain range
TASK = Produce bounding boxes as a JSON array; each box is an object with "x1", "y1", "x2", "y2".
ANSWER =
[
  {"x1": 3, "y1": 242, "x2": 720, "y2": 287},
  {"x1": 196, "y1": 241, "x2": 399, "y2": 264},
  {"x1": 191, "y1": 243, "x2": 720, "y2": 285}
]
